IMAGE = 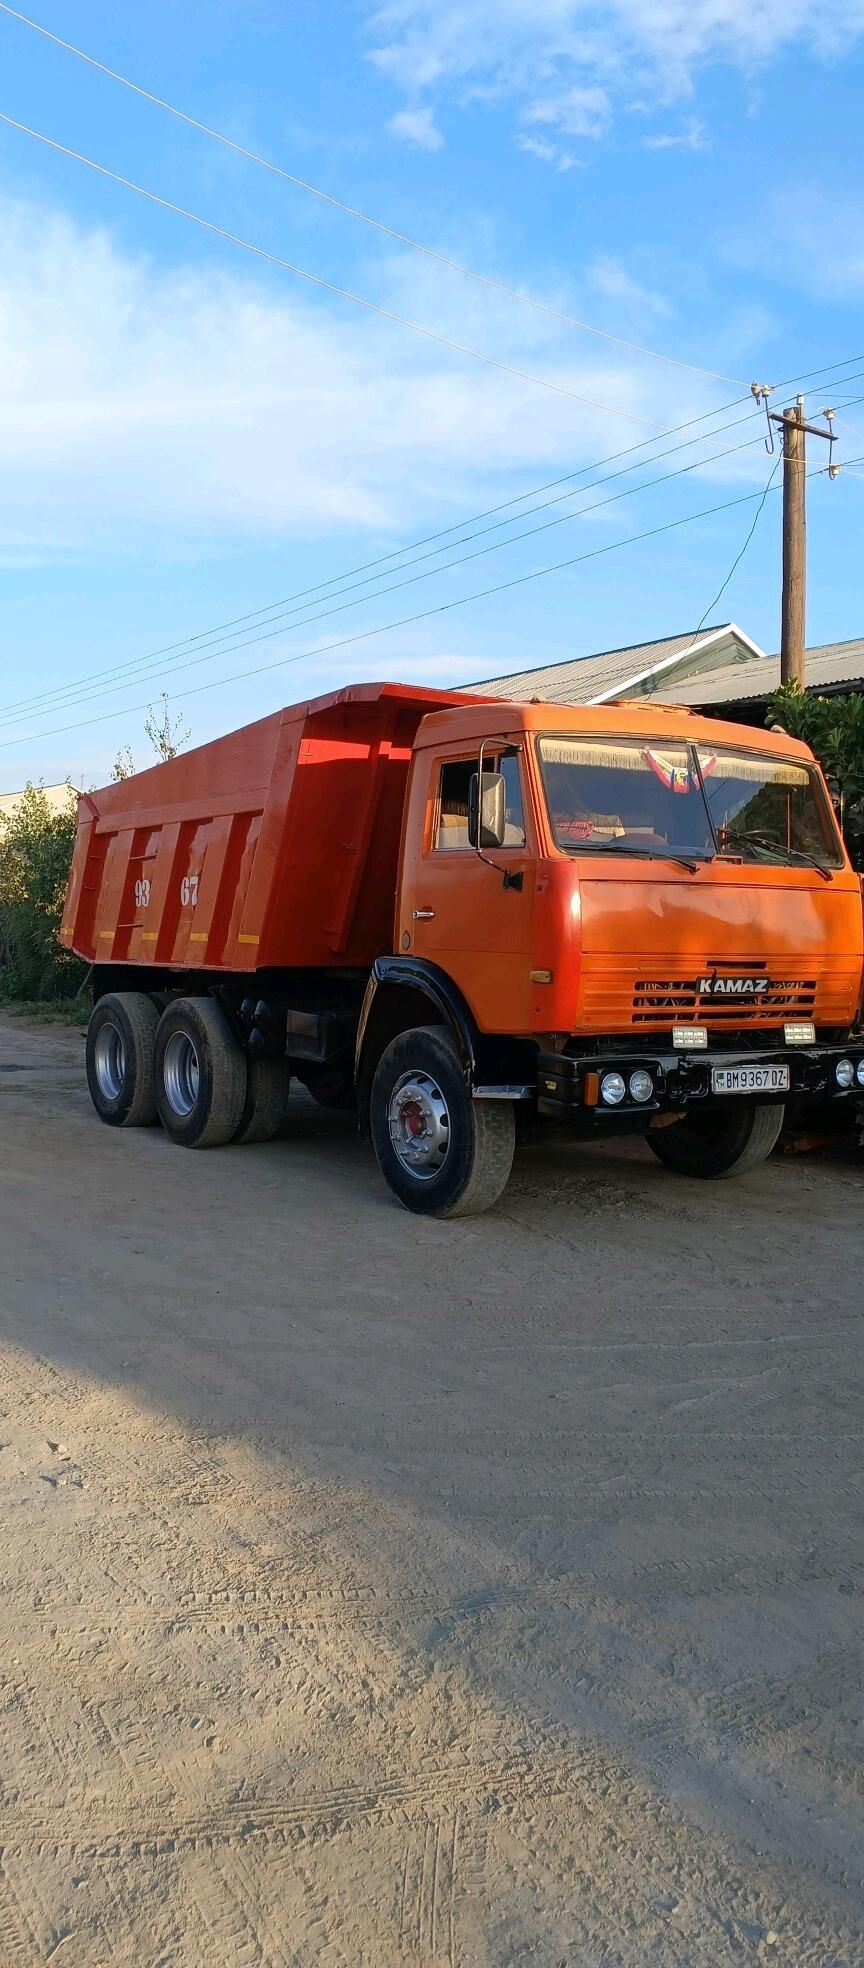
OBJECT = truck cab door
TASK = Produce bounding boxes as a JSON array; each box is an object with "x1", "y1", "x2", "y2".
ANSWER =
[{"x1": 400, "y1": 744, "x2": 536, "y2": 1033}]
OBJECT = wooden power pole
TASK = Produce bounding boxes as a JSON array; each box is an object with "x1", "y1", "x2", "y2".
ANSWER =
[
  {"x1": 767, "y1": 395, "x2": 835, "y2": 689},
  {"x1": 780, "y1": 399, "x2": 806, "y2": 688}
]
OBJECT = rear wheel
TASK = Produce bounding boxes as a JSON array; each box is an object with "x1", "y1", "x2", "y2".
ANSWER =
[
  {"x1": 86, "y1": 992, "x2": 159, "y2": 1128},
  {"x1": 233, "y1": 1055, "x2": 290, "y2": 1145},
  {"x1": 155, "y1": 997, "x2": 247, "y2": 1148},
  {"x1": 370, "y1": 1024, "x2": 515, "y2": 1217},
  {"x1": 646, "y1": 1102, "x2": 785, "y2": 1179}
]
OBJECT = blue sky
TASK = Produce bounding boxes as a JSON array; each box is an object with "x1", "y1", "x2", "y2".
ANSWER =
[{"x1": 1, "y1": 0, "x2": 864, "y2": 788}]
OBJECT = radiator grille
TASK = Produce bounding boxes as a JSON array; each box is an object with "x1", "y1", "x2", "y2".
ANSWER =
[{"x1": 632, "y1": 976, "x2": 816, "y2": 1027}]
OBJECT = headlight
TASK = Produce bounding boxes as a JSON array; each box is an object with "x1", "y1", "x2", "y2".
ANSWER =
[
  {"x1": 628, "y1": 1069, "x2": 654, "y2": 1104},
  {"x1": 835, "y1": 1058, "x2": 854, "y2": 1088},
  {"x1": 857, "y1": 1061, "x2": 864, "y2": 1088},
  {"x1": 600, "y1": 1071, "x2": 626, "y2": 1105}
]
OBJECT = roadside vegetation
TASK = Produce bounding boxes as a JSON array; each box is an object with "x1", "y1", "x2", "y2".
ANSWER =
[
  {"x1": 768, "y1": 684, "x2": 864, "y2": 869},
  {"x1": 0, "y1": 784, "x2": 86, "y2": 1011},
  {"x1": 0, "y1": 697, "x2": 190, "y2": 1016}
]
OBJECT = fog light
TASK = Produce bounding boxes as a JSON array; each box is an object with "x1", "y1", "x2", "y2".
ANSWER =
[
  {"x1": 784, "y1": 1021, "x2": 815, "y2": 1045},
  {"x1": 673, "y1": 1025, "x2": 708, "y2": 1049},
  {"x1": 836, "y1": 1058, "x2": 854, "y2": 1088},
  {"x1": 857, "y1": 1060, "x2": 864, "y2": 1088},
  {"x1": 629, "y1": 1069, "x2": 654, "y2": 1104},
  {"x1": 600, "y1": 1071, "x2": 626, "y2": 1105}
]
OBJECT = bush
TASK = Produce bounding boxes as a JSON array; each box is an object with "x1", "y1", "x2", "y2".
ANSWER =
[
  {"x1": 767, "y1": 685, "x2": 864, "y2": 871},
  {"x1": 0, "y1": 784, "x2": 87, "y2": 1003}
]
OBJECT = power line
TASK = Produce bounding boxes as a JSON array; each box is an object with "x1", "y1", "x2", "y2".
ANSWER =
[
  {"x1": 5, "y1": 363, "x2": 864, "y2": 730},
  {"x1": 0, "y1": 430, "x2": 768, "y2": 731},
  {"x1": 0, "y1": 411, "x2": 765, "y2": 726},
  {"x1": 0, "y1": 396, "x2": 760, "y2": 721},
  {"x1": 10, "y1": 452, "x2": 862, "y2": 758},
  {"x1": 0, "y1": 0, "x2": 747, "y2": 387},
  {"x1": 6, "y1": 362, "x2": 864, "y2": 732},
  {"x1": 3, "y1": 472, "x2": 820, "y2": 756},
  {"x1": 0, "y1": 108, "x2": 669, "y2": 429},
  {"x1": 5, "y1": 363, "x2": 863, "y2": 725},
  {"x1": 683, "y1": 451, "x2": 783, "y2": 652}
]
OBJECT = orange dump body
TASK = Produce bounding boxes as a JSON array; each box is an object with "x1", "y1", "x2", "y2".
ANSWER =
[{"x1": 61, "y1": 682, "x2": 481, "y2": 972}]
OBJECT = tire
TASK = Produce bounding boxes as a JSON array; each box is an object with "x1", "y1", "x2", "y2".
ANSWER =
[
  {"x1": 302, "y1": 1066, "x2": 356, "y2": 1112},
  {"x1": 646, "y1": 1101, "x2": 785, "y2": 1179},
  {"x1": 86, "y1": 992, "x2": 160, "y2": 1128},
  {"x1": 155, "y1": 996, "x2": 247, "y2": 1149},
  {"x1": 233, "y1": 1055, "x2": 290, "y2": 1145},
  {"x1": 370, "y1": 1024, "x2": 515, "y2": 1218}
]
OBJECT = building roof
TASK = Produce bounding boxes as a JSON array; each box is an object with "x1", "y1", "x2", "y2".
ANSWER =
[
  {"x1": 0, "y1": 782, "x2": 75, "y2": 823},
  {"x1": 468, "y1": 622, "x2": 765, "y2": 705},
  {"x1": 656, "y1": 637, "x2": 864, "y2": 707}
]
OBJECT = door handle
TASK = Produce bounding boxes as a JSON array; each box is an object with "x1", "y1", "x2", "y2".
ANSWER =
[{"x1": 413, "y1": 908, "x2": 435, "y2": 920}]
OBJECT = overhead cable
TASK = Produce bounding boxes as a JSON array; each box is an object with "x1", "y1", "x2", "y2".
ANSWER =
[
  {"x1": 0, "y1": 0, "x2": 747, "y2": 384},
  {"x1": 5, "y1": 469, "x2": 837, "y2": 755},
  {"x1": 0, "y1": 109, "x2": 668, "y2": 428}
]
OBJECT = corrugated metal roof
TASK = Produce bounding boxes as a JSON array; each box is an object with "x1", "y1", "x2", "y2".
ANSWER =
[
  {"x1": 656, "y1": 638, "x2": 864, "y2": 706},
  {"x1": 467, "y1": 623, "x2": 749, "y2": 704}
]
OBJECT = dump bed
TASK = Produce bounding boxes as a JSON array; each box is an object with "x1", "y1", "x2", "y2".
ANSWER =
[{"x1": 61, "y1": 682, "x2": 480, "y2": 972}]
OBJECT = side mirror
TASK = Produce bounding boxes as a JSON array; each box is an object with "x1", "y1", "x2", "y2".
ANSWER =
[{"x1": 468, "y1": 771, "x2": 506, "y2": 850}]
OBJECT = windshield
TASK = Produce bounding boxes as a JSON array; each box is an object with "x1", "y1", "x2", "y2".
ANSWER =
[
  {"x1": 694, "y1": 746, "x2": 843, "y2": 866},
  {"x1": 536, "y1": 735, "x2": 843, "y2": 868}
]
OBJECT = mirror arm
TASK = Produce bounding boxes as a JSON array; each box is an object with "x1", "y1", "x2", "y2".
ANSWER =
[{"x1": 473, "y1": 737, "x2": 503, "y2": 872}]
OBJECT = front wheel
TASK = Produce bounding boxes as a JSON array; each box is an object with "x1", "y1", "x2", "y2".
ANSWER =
[
  {"x1": 645, "y1": 1101, "x2": 785, "y2": 1179},
  {"x1": 370, "y1": 1025, "x2": 515, "y2": 1218}
]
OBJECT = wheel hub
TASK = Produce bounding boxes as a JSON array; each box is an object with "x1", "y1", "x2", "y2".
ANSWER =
[
  {"x1": 162, "y1": 1030, "x2": 201, "y2": 1117},
  {"x1": 93, "y1": 1021, "x2": 126, "y2": 1100},
  {"x1": 388, "y1": 1071, "x2": 451, "y2": 1180}
]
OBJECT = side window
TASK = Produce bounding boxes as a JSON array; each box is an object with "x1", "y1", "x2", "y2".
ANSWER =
[
  {"x1": 434, "y1": 759, "x2": 474, "y2": 851},
  {"x1": 433, "y1": 750, "x2": 527, "y2": 851}
]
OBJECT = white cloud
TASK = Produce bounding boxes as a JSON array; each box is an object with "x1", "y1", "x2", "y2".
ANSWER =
[
  {"x1": 587, "y1": 257, "x2": 673, "y2": 319},
  {"x1": 645, "y1": 118, "x2": 711, "y2": 152},
  {"x1": 388, "y1": 105, "x2": 445, "y2": 149},
  {"x1": 1, "y1": 193, "x2": 733, "y2": 567},
  {"x1": 367, "y1": 0, "x2": 864, "y2": 139},
  {"x1": 524, "y1": 83, "x2": 611, "y2": 141},
  {"x1": 516, "y1": 134, "x2": 580, "y2": 172}
]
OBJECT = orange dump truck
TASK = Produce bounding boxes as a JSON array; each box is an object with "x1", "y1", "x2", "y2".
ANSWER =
[{"x1": 62, "y1": 679, "x2": 864, "y2": 1216}]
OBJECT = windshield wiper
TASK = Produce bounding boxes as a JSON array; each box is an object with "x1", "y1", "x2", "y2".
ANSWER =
[
  {"x1": 575, "y1": 841, "x2": 703, "y2": 875},
  {"x1": 721, "y1": 828, "x2": 832, "y2": 881}
]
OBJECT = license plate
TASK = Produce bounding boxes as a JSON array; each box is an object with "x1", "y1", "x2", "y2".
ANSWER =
[{"x1": 711, "y1": 1065, "x2": 790, "y2": 1094}]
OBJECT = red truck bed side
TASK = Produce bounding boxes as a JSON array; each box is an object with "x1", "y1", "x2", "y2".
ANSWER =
[{"x1": 61, "y1": 682, "x2": 480, "y2": 972}]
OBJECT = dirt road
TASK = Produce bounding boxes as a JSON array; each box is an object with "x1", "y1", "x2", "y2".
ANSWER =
[{"x1": 0, "y1": 1011, "x2": 862, "y2": 1965}]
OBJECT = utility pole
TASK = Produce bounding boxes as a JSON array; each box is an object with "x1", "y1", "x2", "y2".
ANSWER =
[
  {"x1": 780, "y1": 399, "x2": 806, "y2": 689},
  {"x1": 766, "y1": 395, "x2": 835, "y2": 689}
]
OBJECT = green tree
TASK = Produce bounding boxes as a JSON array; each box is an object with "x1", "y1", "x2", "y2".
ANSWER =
[
  {"x1": 112, "y1": 744, "x2": 137, "y2": 781},
  {"x1": 767, "y1": 684, "x2": 864, "y2": 870},
  {"x1": 0, "y1": 785, "x2": 86, "y2": 1002},
  {"x1": 144, "y1": 694, "x2": 190, "y2": 763}
]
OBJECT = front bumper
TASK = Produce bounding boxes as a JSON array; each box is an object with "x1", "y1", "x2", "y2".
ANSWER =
[{"x1": 536, "y1": 1044, "x2": 864, "y2": 1122}]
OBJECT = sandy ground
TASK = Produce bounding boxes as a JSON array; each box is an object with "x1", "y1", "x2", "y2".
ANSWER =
[{"x1": 0, "y1": 1010, "x2": 862, "y2": 1967}]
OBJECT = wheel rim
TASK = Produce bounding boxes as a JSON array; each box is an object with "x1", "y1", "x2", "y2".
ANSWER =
[
  {"x1": 388, "y1": 1070, "x2": 451, "y2": 1180},
  {"x1": 162, "y1": 1030, "x2": 201, "y2": 1118},
  {"x1": 93, "y1": 1021, "x2": 126, "y2": 1100}
]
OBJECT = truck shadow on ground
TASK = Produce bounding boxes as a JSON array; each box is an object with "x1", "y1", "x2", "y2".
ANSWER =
[{"x1": 1, "y1": 1020, "x2": 863, "y2": 1962}]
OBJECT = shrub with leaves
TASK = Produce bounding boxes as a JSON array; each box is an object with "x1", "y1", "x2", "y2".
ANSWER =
[
  {"x1": 0, "y1": 784, "x2": 86, "y2": 1002},
  {"x1": 767, "y1": 684, "x2": 864, "y2": 870}
]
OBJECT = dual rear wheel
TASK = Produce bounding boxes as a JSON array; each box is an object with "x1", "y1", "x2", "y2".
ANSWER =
[{"x1": 86, "y1": 993, "x2": 287, "y2": 1147}]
